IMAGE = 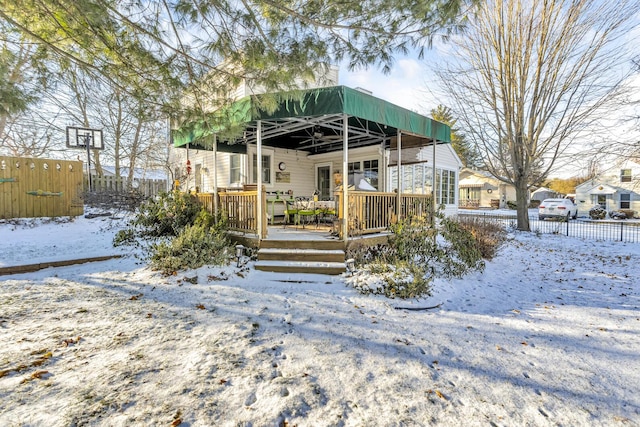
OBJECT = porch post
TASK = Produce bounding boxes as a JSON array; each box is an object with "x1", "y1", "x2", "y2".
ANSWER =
[
  {"x1": 212, "y1": 134, "x2": 219, "y2": 219},
  {"x1": 257, "y1": 120, "x2": 263, "y2": 240},
  {"x1": 342, "y1": 113, "x2": 348, "y2": 242},
  {"x1": 396, "y1": 131, "x2": 402, "y2": 222},
  {"x1": 432, "y1": 138, "x2": 437, "y2": 225}
]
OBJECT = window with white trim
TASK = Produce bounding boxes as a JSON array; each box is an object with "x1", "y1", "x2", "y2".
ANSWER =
[
  {"x1": 348, "y1": 159, "x2": 379, "y2": 189},
  {"x1": 621, "y1": 169, "x2": 632, "y2": 183},
  {"x1": 230, "y1": 154, "x2": 241, "y2": 185},
  {"x1": 250, "y1": 148, "x2": 273, "y2": 185},
  {"x1": 363, "y1": 159, "x2": 379, "y2": 190},
  {"x1": 435, "y1": 169, "x2": 456, "y2": 205},
  {"x1": 620, "y1": 193, "x2": 631, "y2": 209}
]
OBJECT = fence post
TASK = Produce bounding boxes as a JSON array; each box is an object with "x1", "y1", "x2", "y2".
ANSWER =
[
  {"x1": 566, "y1": 217, "x2": 569, "y2": 236},
  {"x1": 620, "y1": 221, "x2": 624, "y2": 242}
]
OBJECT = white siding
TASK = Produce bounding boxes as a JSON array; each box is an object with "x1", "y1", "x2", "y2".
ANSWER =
[{"x1": 575, "y1": 160, "x2": 640, "y2": 217}]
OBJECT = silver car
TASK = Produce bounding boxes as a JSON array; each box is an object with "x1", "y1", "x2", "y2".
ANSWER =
[{"x1": 538, "y1": 198, "x2": 578, "y2": 220}]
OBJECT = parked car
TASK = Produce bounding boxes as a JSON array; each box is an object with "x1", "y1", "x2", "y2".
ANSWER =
[{"x1": 538, "y1": 198, "x2": 578, "y2": 220}]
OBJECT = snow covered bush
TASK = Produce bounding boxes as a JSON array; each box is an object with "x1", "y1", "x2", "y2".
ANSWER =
[
  {"x1": 346, "y1": 213, "x2": 485, "y2": 299},
  {"x1": 609, "y1": 210, "x2": 627, "y2": 220},
  {"x1": 150, "y1": 222, "x2": 231, "y2": 274},
  {"x1": 133, "y1": 190, "x2": 204, "y2": 237},
  {"x1": 589, "y1": 205, "x2": 607, "y2": 220},
  {"x1": 114, "y1": 190, "x2": 232, "y2": 273}
]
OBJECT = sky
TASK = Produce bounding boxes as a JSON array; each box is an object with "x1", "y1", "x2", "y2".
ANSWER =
[
  {"x1": 339, "y1": 50, "x2": 446, "y2": 115},
  {"x1": 336, "y1": 14, "x2": 640, "y2": 180},
  {"x1": 1, "y1": 211, "x2": 639, "y2": 425}
]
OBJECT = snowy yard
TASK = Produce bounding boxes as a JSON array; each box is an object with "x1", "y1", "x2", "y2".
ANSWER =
[{"x1": 0, "y1": 215, "x2": 639, "y2": 426}]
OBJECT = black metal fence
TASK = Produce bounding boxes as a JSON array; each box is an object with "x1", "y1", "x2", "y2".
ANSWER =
[{"x1": 458, "y1": 212, "x2": 640, "y2": 243}]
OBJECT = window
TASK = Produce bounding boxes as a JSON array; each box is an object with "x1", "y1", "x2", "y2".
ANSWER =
[
  {"x1": 435, "y1": 169, "x2": 456, "y2": 205},
  {"x1": 620, "y1": 193, "x2": 631, "y2": 209},
  {"x1": 230, "y1": 154, "x2": 241, "y2": 184},
  {"x1": 251, "y1": 152, "x2": 272, "y2": 184},
  {"x1": 363, "y1": 160, "x2": 379, "y2": 190},
  {"x1": 402, "y1": 164, "x2": 414, "y2": 192},
  {"x1": 348, "y1": 162, "x2": 360, "y2": 174},
  {"x1": 348, "y1": 160, "x2": 378, "y2": 189},
  {"x1": 389, "y1": 164, "x2": 436, "y2": 194},
  {"x1": 621, "y1": 169, "x2": 632, "y2": 183},
  {"x1": 460, "y1": 187, "x2": 481, "y2": 201}
]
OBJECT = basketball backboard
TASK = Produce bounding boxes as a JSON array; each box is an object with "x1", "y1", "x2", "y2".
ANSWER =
[{"x1": 66, "y1": 126, "x2": 104, "y2": 150}]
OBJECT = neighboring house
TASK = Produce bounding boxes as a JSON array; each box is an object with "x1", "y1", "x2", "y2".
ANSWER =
[
  {"x1": 458, "y1": 168, "x2": 517, "y2": 209},
  {"x1": 575, "y1": 159, "x2": 640, "y2": 217},
  {"x1": 530, "y1": 187, "x2": 559, "y2": 202}
]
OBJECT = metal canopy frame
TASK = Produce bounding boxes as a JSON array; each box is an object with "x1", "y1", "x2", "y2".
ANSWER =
[{"x1": 238, "y1": 113, "x2": 392, "y2": 154}]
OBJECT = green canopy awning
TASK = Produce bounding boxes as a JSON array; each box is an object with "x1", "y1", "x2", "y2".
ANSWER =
[{"x1": 173, "y1": 85, "x2": 450, "y2": 154}]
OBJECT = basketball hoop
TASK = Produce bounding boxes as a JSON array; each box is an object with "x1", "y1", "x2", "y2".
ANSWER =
[{"x1": 66, "y1": 126, "x2": 105, "y2": 192}]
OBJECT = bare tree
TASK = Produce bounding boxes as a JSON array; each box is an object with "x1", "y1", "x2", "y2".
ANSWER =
[{"x1": 436, "y1": 0, "x2": 639, "y2": 230}]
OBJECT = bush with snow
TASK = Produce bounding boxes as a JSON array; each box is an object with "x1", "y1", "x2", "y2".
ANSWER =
[
  {"x1": 114, "y1": 190, "x2": 232, "y2": 273},
  {"x1": 346, "y1": 212, "x2": 486, "y2": 299},
  {"x1": 589, "y1": 205, "x2": 607, "y2": 220}
]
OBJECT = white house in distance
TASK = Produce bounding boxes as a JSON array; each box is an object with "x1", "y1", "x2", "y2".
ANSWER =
[
  {"x1": 575, "y1": 159, "x2": 640, "y2": 218},
  {"x1": 458, "y1": 168, "x2": 517, "y2": 209}
]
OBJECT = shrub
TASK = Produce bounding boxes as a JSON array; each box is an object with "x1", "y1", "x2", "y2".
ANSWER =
[
  {"x1": 506, "y1": 200, "x2": 517, "y2": 209},
  {"x1": 529, "y1": 200, "x2": 541, "y2": 208},
  {"x1": 589, "y1": 205, "x2": 607, "y2": 220},
  {"x1": 134, "y1": 190, "x2": 203, "y2": 237},
  {"x1": 609, "y1": 210, "x2": 627, "y2": 220},
  {"x1": 619, "y1": 209, "x2": 635, "y2": 219},
  {"x1": 114, "y1": 190, "x2": 232, "y2": 273},
  {"x1": 456, "y1": 216, "x2": 506, "y2": 260},
  {"x1": 150, "y1": 222, "x2": 230, "y2": 274},
  {"x1": 347, "y1": 212, "x2": 486, "y2": 299}
]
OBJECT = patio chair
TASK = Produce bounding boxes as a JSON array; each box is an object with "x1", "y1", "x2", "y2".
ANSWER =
[
  {"x1": 296, "y1": 196, "x2": 319, "y2": 228},
  {"x1": 283, "y1": 199, "x2": 299, "y2": 228}
]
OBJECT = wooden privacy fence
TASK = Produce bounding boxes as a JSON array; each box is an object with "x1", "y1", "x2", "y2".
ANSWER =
[
  {"x1": 0, "y1": 156, "x2": 84, "y2": 219},
  {"x1": 87, "y1": 175, "x2": 167, "y2": 197}
]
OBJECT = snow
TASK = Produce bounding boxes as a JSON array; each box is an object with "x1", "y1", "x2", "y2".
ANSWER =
[{"x1": 1, "y1": 213, "x2": 639, "y2": 426}]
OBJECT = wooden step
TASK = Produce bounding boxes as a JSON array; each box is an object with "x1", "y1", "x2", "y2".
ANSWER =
[
  {"x1": 258, "y1": 248, "x2": 345, "y2": 263},
  {"x1": 254, "y1": 260, "x2": 346, "y2": 275},
  {"x1": 259, "y1": 239, "x2": 344, "y2": 250}
]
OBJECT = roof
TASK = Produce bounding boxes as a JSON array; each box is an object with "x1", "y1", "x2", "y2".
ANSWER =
[
  {"x1": 582, "y1": 184, "x2": 619, "y2": 195},
  {"x1": 172, "y1": 85, "x2": 450, "y2": 155},
  {"x1": 531, "y1": 187, "x2": 553, "y2": 194}
]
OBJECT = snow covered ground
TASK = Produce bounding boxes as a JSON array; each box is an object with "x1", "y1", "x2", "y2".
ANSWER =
[{"x1": 1, "y1": 213, "x2": 639, "y2": 426}]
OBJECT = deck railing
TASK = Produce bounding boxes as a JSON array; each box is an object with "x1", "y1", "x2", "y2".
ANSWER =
[
  {"x1": 336, "y1": 190, "x2": 434, "y2": 237},
  {"x1": 205, "y1": 190, "x2": 266, "y2": 238},
  {"x1": 199, "y1": 189, "x2": 432, "y2": 239}
]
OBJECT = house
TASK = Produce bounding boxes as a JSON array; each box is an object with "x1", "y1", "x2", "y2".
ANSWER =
[
  {"x1": 530, "y1": 187, "x2": 559, "y2": 202},
  {"x1": 575, "y1": 159, "x2": 640, "y2": 217},
  {"x1": 170, "y1": 84, "x2": 458, "y2": 243},
  {"x1": 458, "y1": 168, "x2": 517, "y2": 209}
]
